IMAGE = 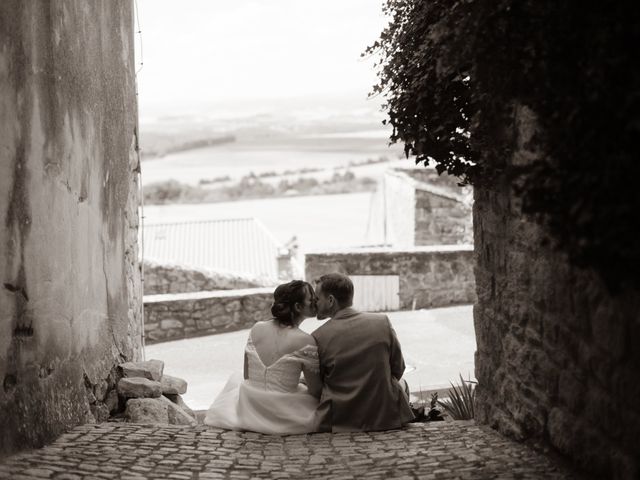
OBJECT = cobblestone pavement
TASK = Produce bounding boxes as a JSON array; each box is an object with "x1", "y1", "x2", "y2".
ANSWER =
[{"x1": 0, "y1": 422, "x2": 582, "y2": 480}]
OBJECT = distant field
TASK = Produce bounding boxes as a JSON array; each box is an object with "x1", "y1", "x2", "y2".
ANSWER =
[
  {"x1": 140, "y1": 130, "x2": 401, "y2": 251},
  {"x1": 140, "y1": 135, "x2": 404, "y2": 186},
  {"x1": 142, "y1": 192, "x2": 385, "y2": 252}
]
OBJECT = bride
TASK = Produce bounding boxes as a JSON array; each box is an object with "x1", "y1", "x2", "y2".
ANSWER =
[{"x1": 204, "y1": 280, "x2": 322, "y2": 434}]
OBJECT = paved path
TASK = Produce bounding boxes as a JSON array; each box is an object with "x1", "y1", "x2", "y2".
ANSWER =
[{"x1": 0, "y1": 422, "x2": 581, "y2": 479}]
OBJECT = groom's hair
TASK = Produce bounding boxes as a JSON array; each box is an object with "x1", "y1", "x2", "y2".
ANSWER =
[{"x1": 318, "y1": 273, "x2": 353, "y2": 308}]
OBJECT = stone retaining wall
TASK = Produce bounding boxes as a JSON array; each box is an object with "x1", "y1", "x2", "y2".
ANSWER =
[
  {"x1": 305, "y1": 246, "x2": 475, "y2": 310},
  {"x1": 143, "y1": 260, "x2": 272, "y2": 295},
  {"x1": 143, "y1": 288, "x2": 273, "y2": 344}
]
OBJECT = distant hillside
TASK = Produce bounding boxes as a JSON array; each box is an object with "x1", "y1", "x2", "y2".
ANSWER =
[{"x1": 141, "y1": 134, "x2": 236, "y2": 160}]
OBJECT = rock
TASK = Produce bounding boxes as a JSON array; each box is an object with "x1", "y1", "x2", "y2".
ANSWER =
[
  {"x1": 159, "y1": 396, "x2": 197, "y2": 426},
  {"x1": 117, "y1": 377, "x2": 162, "y2": 398},
  {"x1": 161, "y1": 374, "x2": 187, "y2": 395},
  {"x1": 160, "y1": 319, "x2": 183, "y2": 330},
  {"x1": 105, "y1": 389, "x2": 120, "y2": 414},
  {"x1": 119, "y1": 359, "x2": 164, "y2": 381},
  {"x1": 90, "y1": 403, "x2": 111, "y2": 422},
  {"x1": 95, "y1": 380, "x2": 110, "y2": 401},
  {"x1": 86, "y1": 390, "x2": 97, "y2": 404},
  {"x1": 125, "y1": 398, "x2": 169, "y2": 424},
  {"x1": 164, "y1": 393, "x2": 196, "y2": 419}
]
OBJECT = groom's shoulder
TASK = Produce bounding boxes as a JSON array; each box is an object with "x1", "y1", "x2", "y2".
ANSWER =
[
  {"x1": 352, "y1": 311, "x2": 390, "y2": 328},
  {"x1": 311, "y1": 320, "x2": 331, "y2": 338},
  {"x1": 358, "y1": 311, "x2": 388, "y2": 321},
  {"x1": 311, "y1": 319, "x2": 337, "y2": 344}
]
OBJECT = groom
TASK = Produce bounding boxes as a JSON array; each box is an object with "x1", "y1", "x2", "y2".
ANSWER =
[{"x1": 312, "y1": 273, "x2": 414, "y2": 432}]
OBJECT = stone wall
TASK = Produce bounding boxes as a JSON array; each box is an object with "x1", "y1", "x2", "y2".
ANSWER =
[
  {"x1": 0, "y1": 2, "x2": 141, "y2": 455},
  {"x1": 383, "y1": 168, "x2": 473, "y2": 247},
  {"x1": 305, "y1": 246, "x2": 475, "y2": 310},
  {"x1": 414, "y1": 189, "x2": 473, "y2": 246},
  {"x1": 473, "y1": 105, "x2": 640, "y2": 479},
  {"x1": 144, "y1": 289, "x2": 273, "y2": 344},
  {"x1": 143, "y1": 260, "x2": 272, "y2": 295}
]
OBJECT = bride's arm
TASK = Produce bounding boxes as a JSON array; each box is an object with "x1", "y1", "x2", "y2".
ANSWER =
[
  {"x1": 295, "y1": 334, "x2": 322, "y2": 398},
  {"x1": 302, "y1": 364, "x2": 322, "y2": 399}
]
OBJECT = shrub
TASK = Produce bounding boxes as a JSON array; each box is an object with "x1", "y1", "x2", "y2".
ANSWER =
[{"x1": 437, "y1": 374, "x2": 476, "y2": 420}]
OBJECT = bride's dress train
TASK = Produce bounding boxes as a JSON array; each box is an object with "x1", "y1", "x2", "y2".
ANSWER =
[{"x1": 204, "y1": 334, "x2": 320, "y2": 434}]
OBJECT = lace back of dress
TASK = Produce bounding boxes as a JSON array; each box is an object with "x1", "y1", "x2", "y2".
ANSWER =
[{"x1": 245, "y1": 339, "x2": 318, "y2": 393}]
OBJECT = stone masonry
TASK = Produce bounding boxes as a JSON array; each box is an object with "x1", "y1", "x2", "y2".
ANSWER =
[
  {"x1": 305, "y1": 246, "x2": 475, "y2": 310},
  {"x1": 144, "y1": 288, "x2": 274, "y2": 344},
  {"x1": 143, "y1": 260, "x2": 272, "y2": 295},
  {"x1": 473, "y1": 104, "x2": 640, "y2": 479},
  {"x1": 0, "y1": 422, "x2": 582, "y2": 479}
]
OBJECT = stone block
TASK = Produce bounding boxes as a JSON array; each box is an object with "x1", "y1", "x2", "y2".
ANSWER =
[
  {"x1": 119, "y1": 359, "x2": 164, "y2": 381},
  {"x1": 146, "y1": 329, "x2": 167, "y2": 342},
  {"x1": 160, "y1": 319, "x2": 183, "y2": 330},
  {"x1": 164, "y1": 329, "x2": 183, "y2": 340},
  {"x1": 195, "y1": 318, "x2": 213, "y2": 330},
  {"x1": 117, "y1": 377, "x2": 162, "y2": 398},
  {"x1": 125, "y1": 398, "x2": 169, "y2": 424},
  {"x1": 161, "y1": 374, "x2": 187, "y2": 395},
  {"x1": 164, "y1": 393, "x2": 196, "y2": 419},
  {"x1": 143, "y1": 322, "x2": 159, "y2": 332},
  {"x1": 225, "y1": 300, "x2": 242, "y2": 312},
  {"x1": 159, "y1": 396, "x2": 197, "y2": 426},
  {"x1": 212, "y1": 314, "x2": 233, "y2": 327}
]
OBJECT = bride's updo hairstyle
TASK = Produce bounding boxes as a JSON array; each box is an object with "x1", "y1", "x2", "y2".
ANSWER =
[{"x1": 271, "y1": 280, "x2": 312, "y2": 327}]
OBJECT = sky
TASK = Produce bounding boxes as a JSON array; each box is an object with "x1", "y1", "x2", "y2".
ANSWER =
[{"x1": 134, "y1": 0, "x2": 390, "y2": 119}]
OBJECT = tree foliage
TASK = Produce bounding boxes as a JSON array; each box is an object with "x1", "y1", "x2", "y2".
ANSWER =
[{"x1": 368, "y1": 0, "x2": 640, "y2": 289}]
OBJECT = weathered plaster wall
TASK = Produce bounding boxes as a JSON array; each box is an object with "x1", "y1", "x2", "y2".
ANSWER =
[
  {"x1": 143, "y1": 260, "x2": 272, "y2": 295},
  {"x1": 0, "y1": 1, "x2": 141, "y2": 455},
  {"x1": 144, "y1": 289, "x2": 274, "y2": 344},
  {"x1": 474, "y1": 105, "x2": 640, "y2": 479},
  {"x1": 305, "y1": 246, "x2": 475, "y2": 310}
]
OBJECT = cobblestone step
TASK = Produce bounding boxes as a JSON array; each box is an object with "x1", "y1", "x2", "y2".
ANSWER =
[{"x1": 0, "y1": 421, "x2": 582, "y2": 479}]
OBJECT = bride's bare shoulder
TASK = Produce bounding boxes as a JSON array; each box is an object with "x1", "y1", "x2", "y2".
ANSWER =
[
  {"x1": 291, "y1": 329, "x2": 317, "y2": 349},
  {"x1": 248, "y1": 320, "x2": 274, "y2": 338},
  {"x1": 251, "y1": 319, "x2": 274, "y2": 330}
]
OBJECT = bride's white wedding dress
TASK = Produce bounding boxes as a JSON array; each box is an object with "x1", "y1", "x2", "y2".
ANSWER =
[{"x1": 204, "y1": 333, "x2": 320, "y2": 434}]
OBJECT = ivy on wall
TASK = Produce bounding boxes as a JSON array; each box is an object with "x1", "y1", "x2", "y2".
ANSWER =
[{"x1": 367, "y1": 0, "x2": 640, "y2": 290}]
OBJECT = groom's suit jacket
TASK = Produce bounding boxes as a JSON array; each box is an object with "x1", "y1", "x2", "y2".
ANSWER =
[{"x1": 312, "y1": 307, "x2": 414, "y2": 432}]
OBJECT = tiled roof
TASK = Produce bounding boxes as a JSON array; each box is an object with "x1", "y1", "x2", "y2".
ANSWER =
[{"x1": 142, "y1": 218, "x2": 281, "y2": 281}]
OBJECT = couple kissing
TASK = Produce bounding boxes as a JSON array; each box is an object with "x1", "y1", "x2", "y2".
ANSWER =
[{"x1": 204, "y1": 273, "x2": 415, "y2": 434}]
